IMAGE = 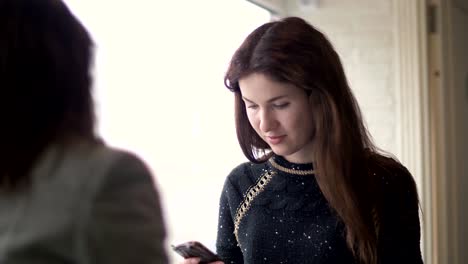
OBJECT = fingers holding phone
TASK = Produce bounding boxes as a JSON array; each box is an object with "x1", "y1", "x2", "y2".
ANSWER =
[
  {"x1": 179, "y1": 257, "x2": 224, "y2": 264},
  {"x1": 172, "y1": 241, "x2": 224, "y2": 264}
]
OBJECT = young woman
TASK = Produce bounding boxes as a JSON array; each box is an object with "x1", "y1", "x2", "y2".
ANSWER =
[
  {"x1": 183, "y1": 16, "x2": 423, "y2": 264},
  {"x1": 0, "y1": 0, "x2": 167, "y2": 263}
]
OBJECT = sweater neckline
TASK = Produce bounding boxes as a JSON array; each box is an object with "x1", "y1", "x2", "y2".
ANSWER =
[{"x1": 269, "y1": 155, "x2": 315, "y2": 176}]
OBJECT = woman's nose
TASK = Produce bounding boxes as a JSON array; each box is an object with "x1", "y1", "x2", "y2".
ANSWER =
[{"x1": 259, "y1": 109, "x2": 277, "y2": 133}]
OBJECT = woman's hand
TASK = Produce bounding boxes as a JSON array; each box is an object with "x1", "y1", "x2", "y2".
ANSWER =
[{"x1": 180, "y1": 257, "x2": 224, "y2": 264}]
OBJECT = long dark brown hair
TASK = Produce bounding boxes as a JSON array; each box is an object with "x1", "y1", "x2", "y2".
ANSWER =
[
  {"x1": 0, "y1": 0, "x2": 96, "y2": 189},
  {"x1": 224, "y1": 16, "x2": 391, "y2": 264}
]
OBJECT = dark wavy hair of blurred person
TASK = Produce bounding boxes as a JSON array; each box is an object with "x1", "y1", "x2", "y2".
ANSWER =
[{"x1": 0, "y1": 0, "x2": 96, "y2": 189}]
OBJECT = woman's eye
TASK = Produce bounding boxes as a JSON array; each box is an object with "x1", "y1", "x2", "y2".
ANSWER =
[
  {"x1": 273, "y1": 103, "x2": 289, "y2": 109},
  {"x1": 247, "y1": 105, "x2": 258, "y2": 109}
]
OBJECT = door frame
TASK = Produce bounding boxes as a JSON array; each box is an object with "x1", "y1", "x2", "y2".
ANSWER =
[
  {"x1": 428, "y1": 0, "x2": 460, "y2": 263},
  {"x1": 395, "y1": 0, "x2": 439, "y2": 263},
  {"x1": 395, "y1": 0, "x2": 459, "y2": 263}
]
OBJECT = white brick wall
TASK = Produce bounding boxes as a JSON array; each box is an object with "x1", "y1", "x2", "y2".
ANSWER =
[{"x1": 283, "y1": 0, "x2": 400, "y2": 157}]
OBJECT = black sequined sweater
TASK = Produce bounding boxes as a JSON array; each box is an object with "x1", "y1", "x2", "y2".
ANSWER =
[{"x1": 215, "y1": 155, "x2": 423, "y2": 264}]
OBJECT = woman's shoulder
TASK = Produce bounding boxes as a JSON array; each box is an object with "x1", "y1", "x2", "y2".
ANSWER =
[
  {"x1": 60, "y1": 139, "x2": 144, "y2": 166},
  {"x1": 83, "y1": 143, "x2": 153, "y2": 185},
  {"x1": 43, "y1": 139, "x2": 151, "y2": 188},
  {"x1": 223, "y1": 160, "x2": 269, "y2": 191},
  {"x1": 368, "y1": 153, "x2": 419, "y2": 201},
  {"x1": 227, "y1": 160, "x2": 269, "y2": 179}
]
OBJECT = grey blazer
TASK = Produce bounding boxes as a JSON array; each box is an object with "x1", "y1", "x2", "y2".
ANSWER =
[{"x1": 0, "y1": 141, "x2": 168, "y2": 264}]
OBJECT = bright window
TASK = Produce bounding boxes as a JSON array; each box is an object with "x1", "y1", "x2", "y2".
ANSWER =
[{"x1": 64, "y1": 0, "x2": 270, "y2": 261}]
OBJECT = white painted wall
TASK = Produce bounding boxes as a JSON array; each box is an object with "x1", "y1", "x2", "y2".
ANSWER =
[
  {"x1": 283, "y1": 0, "x2": 400, "y2": 158},
  {"x1": 248, "y1": 0, "x2": 285, "y2": 14}
]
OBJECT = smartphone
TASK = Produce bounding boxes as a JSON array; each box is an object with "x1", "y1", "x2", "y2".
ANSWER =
[{"x1": 171, "y1": 241, "x2": 221, "y2": 263}]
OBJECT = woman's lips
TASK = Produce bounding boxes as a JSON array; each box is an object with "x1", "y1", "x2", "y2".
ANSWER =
[{"x1": 266, "y1": 135, "x2": 286, "y2": 145}]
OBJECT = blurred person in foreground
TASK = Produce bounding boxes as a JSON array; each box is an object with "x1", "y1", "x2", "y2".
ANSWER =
[{"x1": 0, "y1": 0, "x2": 168, "y2": 263}]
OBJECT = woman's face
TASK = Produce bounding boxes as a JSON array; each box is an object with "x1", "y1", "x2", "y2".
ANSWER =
[{"x1": 239, "y1": 73, "x2": 315, "y2": 163}]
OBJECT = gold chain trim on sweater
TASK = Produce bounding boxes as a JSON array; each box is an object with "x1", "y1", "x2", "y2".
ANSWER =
[
  {"x1": 233, "y1": 170, "x2": 276, "y2": 244},
  {"x1": 269, "y1": 158, "x2": 315, "y2": 175}
]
